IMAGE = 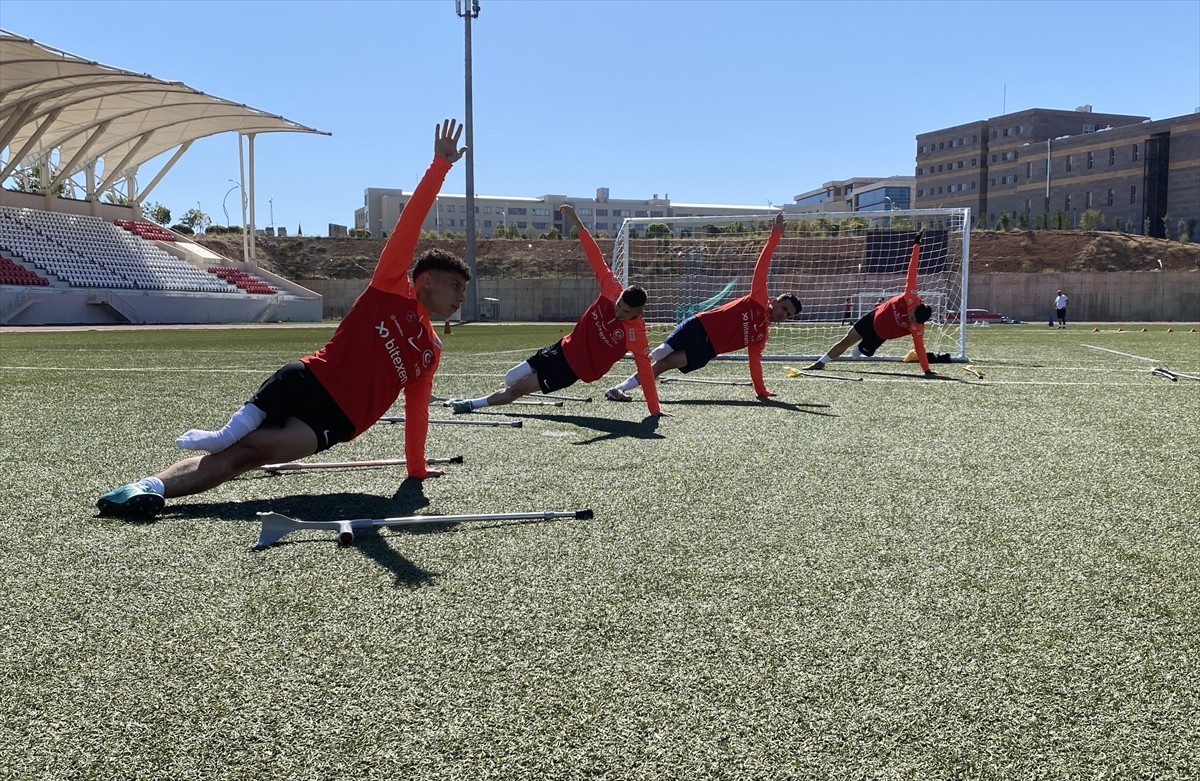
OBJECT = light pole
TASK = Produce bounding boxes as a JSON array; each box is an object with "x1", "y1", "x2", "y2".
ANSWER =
[
  {"x1": 269, "y1": 195, "x2": 274, "y2": 234},
  {"x1": 222, "y1": 184, "x2": 239, "y2": 226},
  {"x1": 456, "y1": 0, "x2": 481, "y2": 322}
]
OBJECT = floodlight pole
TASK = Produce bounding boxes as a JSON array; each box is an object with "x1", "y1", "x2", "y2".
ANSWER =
[{"x1": 456, "y1": 0, "x2": 481, "y2": 323}]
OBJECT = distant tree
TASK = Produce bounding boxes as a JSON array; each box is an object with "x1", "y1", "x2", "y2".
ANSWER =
[
  {"x1": 645, "y1": 222, "x2": 673, "y2": 240},
  {"x1": 8, "y1": 165, "x2": 70, "y2": 197},
  {"x1": 1143, "y1": 218, "x2": 1151, "y2": 236},
  {"x1": 1162, "y1": 215, "x2": 1172, "y2": 239},
  {"x1": 1053, "y1": 211, "x2": 1068, "y2": 230},
  {"x1": 144, "y1": 202, "x2": 172, "y2": 226},
  {"x1": 1114, "y1": 217, "x2": 1124, "y2": 232},
  {"x1": 1017, "y1": 213, "x2": 1029, "y2": 229},
  {"x1": 997, "y1": 213, "x2": 1011, "y2": 230},
  {"x1": 169, "y1": 224, "x2": 194, "y2": 235},
  {"x1": 491, "y1": 224, "x2": 508, "y2": 239},
  {"x1": 102, "y1": 191, "x2": 129, "y2": 206},
  {"x1": 1179, "y1": 219, "x2": 1192, "y2": 244},
  {"x1": 1034, "y1": 213, "x2": 1047, "y2": 230},
  {"x1": 538, "y1": 228, "x2": 562, "y2": 240},
  {"x1": 179, "y1": 208, "x2": 211, "y2": 234},
  {"x1": 349, "y1": 228, "x2": 371, "y2": 238},
  {"x1": 1079, "y1": 209, "x2": 1103, "y2": 230}
]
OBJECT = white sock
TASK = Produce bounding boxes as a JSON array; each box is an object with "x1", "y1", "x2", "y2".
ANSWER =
[
  {"x1": 471, "y1": 398, "x2": 489, "y2": 410},
  {"x1": 137, "y1": 476, "x2": 165, "y2": 495},
  {"x1": 616, "y1": 376, "x2": 640, "y2": 391},
  {"x1": 817, "y1": 355, "x2": 831, "y2": 365},
  {"x1": 176, "y1": 404, "x2": 267, "y2": 453},
  {"x1": 850, "y1": 346, "x2": 862, "y2": 358}
]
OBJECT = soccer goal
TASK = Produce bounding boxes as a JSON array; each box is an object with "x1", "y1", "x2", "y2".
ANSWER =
[{"x1": 610, "y1": 209, "x2": 971, "y2": 362}]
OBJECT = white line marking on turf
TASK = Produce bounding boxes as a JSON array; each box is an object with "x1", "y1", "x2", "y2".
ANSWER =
[{"x1": 1081, "y1": 344, "x2": 1161, "y2": 363}]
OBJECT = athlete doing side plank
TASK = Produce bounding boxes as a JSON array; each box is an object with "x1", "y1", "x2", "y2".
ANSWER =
[
  {"x1": 451, "y1": 204, "x2": 663, "y2": 417},
  {"x1": 605, "y1": 212, "x2": 801, "y2": 401},
  {"x1": 804, "y1": 230, "x2": 936, "y2": 376},
  {"x1": 97, "y1": 119, "x2": 471, "y2": 519}
]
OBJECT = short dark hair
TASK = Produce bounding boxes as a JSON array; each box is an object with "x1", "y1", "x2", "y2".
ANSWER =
[
  {"x1": 412, "y1": 248, "x2": 471, "y2": 281},
  {"x1": 621, "y1": 285, "x2": 647, "y2": 308},
  {"x1": 913, "y1": 303, "x2": 933, "y2": 323},
  {"x1": 780, "y1": 293, "x2": 802, "y2": 316}
]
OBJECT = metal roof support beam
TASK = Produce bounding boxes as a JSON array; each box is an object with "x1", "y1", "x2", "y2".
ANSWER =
[
  {"x1": 0, "y1": 106, "x2": 61, "y2": 182},
  {"x1": 95, "y1": 131, "x2": 152, "y2": 197},
  {"x1": 49, "y1": 118, "x2": 110, "y2": 192},
  {"x1": 0, "y1": 100, "x2": 37, "y2": 151},
  {"x1": 238, "y1": 133, "x2": 249, "y2": 264},
  {"x1": 133, "y1": 139, "x2": 192, "y2": 203}
]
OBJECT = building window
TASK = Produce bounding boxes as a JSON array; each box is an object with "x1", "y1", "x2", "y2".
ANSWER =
[
  {"x1": 1066, "y1": 155, "x2": 1073, "y2": 172},
  {"x1": 596, "y1": 209, "x2": 608, "y2": 216},
  {"x1": 991, "y1": 131, "x2": 998, "y2": 139},
  {"x1": 1026, "y1": 162, "x2": 1033, "y2": 178},
  {"x1": 956, "y1": 161, "x2": 963, "y2": 169},
  {"x1": 1132, "y1": 144, "x2": 1139, "y2": 162},
  {"x1": 938, "y1": 164, "x2": 944, "y2": 172},
  {"x1": 484, "y1": 220, "x2": 492, "y2": 228},
  {"x1": 1086, "y1": 191, "x2": 1093, "y2": 208},
  {"x1": 939, "y1": 142, "x2": 944, "y2": 149},
  {"x1": 989, "y1": 178, "x2": 996, "y2": 186},
  {"x1": 917, "y1": 189, "x2": 924, "y2": 197},
  {"x1": 972, "y1": 134, "x2": 978, "y2": 142},
  {"x1": 970, "y1": 182, "x2": 976, "y2": 190},
  {"x1": 1109, "y1": 148, "x2": 1115, "y2": 165},
  {"x1": 1083, "y1": 123, "x2": 1097, "y2": 133},
  {"x1": 1130, "y1": 185, "x2": 1137, "y2": 204},
  {"x1": 1065, "y1": 194, "x2": 1072, "y2": 210},
  {"x1": 509, "y1": 207, "x2": 527, "y2": 215},
  {"x1": 1087, "y1": 151, "x2": 1094, "y2": 169},
  {"x1": 972, "y1": 158, "x2": 977, "y2": 166},
  {"x1": 1025, "y1": 199, "x2": 1031, "y2": 212},
  {"x1": 532, "y1": 208, "x2": 551, "y2": 216},
  {"x1": 990, "y1": 154, "x2": 997, "y2": 163},
  {"x1": 937, "y1": 186, "x2": 943, "y2": 194},
  {"x1": 1107, "y1": 188, "x2": 1114, "y2": 207}
]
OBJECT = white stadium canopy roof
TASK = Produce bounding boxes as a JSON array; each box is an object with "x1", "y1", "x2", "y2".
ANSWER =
[{"x1": 0, "y1": 29, "x2": 328, "y2": 207}]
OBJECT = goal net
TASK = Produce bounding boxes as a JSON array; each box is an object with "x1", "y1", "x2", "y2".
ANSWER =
[{"x1": 610, "y1": 208, "x2": 971, "y2": 362}]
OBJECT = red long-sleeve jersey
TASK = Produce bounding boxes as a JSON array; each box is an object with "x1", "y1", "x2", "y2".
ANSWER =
[
  {"x1": 302, "y1": 155, "x2": 452, "y2": 476},
  {"x1": 694, "y1": 221, "x2": 783, "y2": 396},
  {"x1": 561, "y1": 225, "x2": 660, "y2": 414},
  {"x1": 873, "y1": 238, "x2": 929, "y2": 372}
]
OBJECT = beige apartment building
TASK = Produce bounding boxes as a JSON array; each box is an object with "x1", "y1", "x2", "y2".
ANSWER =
[{"x1": 915, "y1": 107, "x2": 1200, "y2": 237}]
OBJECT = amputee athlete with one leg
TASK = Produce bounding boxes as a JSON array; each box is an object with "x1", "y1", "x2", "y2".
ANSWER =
[
  {"x1": 805, "y1": 230, "x2": 936, "y2": 376},
  {"x1": 452, "y1": 204, "x2": 663, "y2": 417},
  {"x1": 605, "y1": 212, "x2": 801, "y2": 401},
  {"x1": 97, "y1": 119, "x2": 471, "y2": 519}
]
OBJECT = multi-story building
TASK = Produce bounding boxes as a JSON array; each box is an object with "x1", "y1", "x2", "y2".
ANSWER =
[
  {"x1": 784, "y1": 176, "x2": 914, "y2": 214},
  {"x1": 915, "y1": 107, "x2": 1200, "y2": 237},
  {"x1": 354, "y1": 186, "x2": 769, "y2": 240}
]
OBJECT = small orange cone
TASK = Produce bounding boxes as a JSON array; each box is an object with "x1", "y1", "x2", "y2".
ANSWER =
[
  {"x1": 1092, "y1": 327, "x2": 1100, "y2": 332},
  {"x1": 1117, "y1": 327, "x2": 1124, "y2": 332},
  {"x1": 1167, "y1": 328, "x2": 1174, "y2": 333},
  {"x1": 444, "y1": 320, "x2": 452, "y2": 335},
  {"x1": 1140, "y1": 328, "x2": 1148, "y2": 332}
]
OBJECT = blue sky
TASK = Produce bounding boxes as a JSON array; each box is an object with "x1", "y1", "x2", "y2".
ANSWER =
[{"x1": 3, "y1": 0, "x2": 1198, "y2": 235}]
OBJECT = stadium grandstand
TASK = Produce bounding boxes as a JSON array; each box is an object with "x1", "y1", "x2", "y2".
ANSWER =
[{"x1": 0, "y1": 30, "x2": 326, "y2": 325}]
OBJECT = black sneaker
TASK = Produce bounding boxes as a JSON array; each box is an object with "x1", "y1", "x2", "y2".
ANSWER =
[{"x1": 96, "y1": 483, "x2": 165, "y2": 519}]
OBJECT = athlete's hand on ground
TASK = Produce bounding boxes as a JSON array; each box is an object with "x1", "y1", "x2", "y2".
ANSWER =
[
  {"x1": 757, "y1": 392, "x2": 777, "y2": 399},
  {"x1": 416, "y1": 469, "x2": 446, "y2": 479},
  {"x1": 435, "y1": 119, "x2": 467, "y2": 163},
  {"x1": 922, "y1": 370, "x2": 938, "y2": 379},
  {"x1": 652, "y1": 410, "x2": 674, "y2": 418}
]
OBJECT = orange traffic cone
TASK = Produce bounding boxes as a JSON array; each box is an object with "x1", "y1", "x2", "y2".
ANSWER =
[
  {"x1": 1167, "y1": 328, "x2": 1174, "y2": 333},
  {"x1": 444, "y1": 320, "x2": 452, "y2": 335},
  {"x1": 1092, "y1": 327, "x2": 1100, "y2": 332},
  {"x1": 1140, "y1": 328, "x2": 1148, "y2": 332}
]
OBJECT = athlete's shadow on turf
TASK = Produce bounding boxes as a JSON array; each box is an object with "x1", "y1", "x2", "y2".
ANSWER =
[
  {"x1": 161, "y1": 480, "x2": 442, "y2": 587},
  {"x1": 666, "y1": 397, "x2": 839, "y2": 417},
  {"x1": 504, "y1": 412, "x2": 667, "y2": 445}
]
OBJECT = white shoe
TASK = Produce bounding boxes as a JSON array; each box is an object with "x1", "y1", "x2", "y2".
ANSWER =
[{"x1": 604, "y1": 387, "x2": 632, "y2": 402}]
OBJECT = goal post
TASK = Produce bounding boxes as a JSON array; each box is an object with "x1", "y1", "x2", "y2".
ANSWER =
[{"x1": 610, "y1": 208, "x2": 971, "y2": 362}]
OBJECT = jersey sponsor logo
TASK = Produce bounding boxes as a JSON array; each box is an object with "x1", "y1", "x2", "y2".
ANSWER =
[
  {"x1": 378, "y1": 314, "x2": 409, "y2": 384},
  {"x1": 422, "y1": 349, "x2": 434, "y2": 367}
]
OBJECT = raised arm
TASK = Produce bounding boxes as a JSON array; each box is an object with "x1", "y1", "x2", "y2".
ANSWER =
[
  {"x1": 372, "y1": 120, "x2": 468, "y2": 292},
  {"x1": 904, "y1": 228, "x2": 925, "y2": 294},
  {"x1": 750, "y1": 212, "x2": 785, "y2": 306},
  {"x1": 561, "y1": 204, "x2": 618, "y2": 293},
  {"x1": 911, "y1": 328, "x2": 932, "y2": 375}
]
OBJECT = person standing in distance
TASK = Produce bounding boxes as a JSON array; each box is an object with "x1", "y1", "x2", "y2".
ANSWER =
[{"x1": 1055, "y1": 289, "x2": 1068, "y2": 329}]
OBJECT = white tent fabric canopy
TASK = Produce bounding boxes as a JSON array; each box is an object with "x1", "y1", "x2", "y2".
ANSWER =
[{"x1": 0, "y1": 29, "x2": 328, "y2": 202}]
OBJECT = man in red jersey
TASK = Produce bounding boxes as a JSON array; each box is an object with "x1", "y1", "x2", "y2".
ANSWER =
[
  {"x1": 804, "y1": 230, "x2": 935, "y2": 376},
  {"x1": 450, "y1": 204, "x2": 663, "y2": 417},
  {"x1": 604, "y1": 212, "x2": 801, "y2": 401},
  {"x1": 97, "y1": 119, "x2": 470, "y2": 519}
]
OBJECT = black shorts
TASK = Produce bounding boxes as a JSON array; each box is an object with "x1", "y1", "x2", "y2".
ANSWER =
[
  {"x1": 665, "y1": 316, "x2": 717, "y2": 373},
  {"x1": 852, "y1": 311, "x2": 886, "y2": 357},
  {"x1": 526, "y1": 340, "x2": 580, "y2": 394},
  {"x1": 248, "y1": 361, "x2": 354, "y2": 452}
]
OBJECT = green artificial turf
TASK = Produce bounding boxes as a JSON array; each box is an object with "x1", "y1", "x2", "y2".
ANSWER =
[{"x1": 1, "y1": 323, "x2": 1197, "y2": 780}]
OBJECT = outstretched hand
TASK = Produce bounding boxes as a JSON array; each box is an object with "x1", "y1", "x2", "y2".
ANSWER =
[
  {"x1": 559, "y1": 203, "x2": 584, "y2": 233},
  {"x1": 771, "y1": 212, "x2": 785, "y2": 231},
  {"x1": 435, "y1": 119, "x2": 467, "y2": 163}
]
